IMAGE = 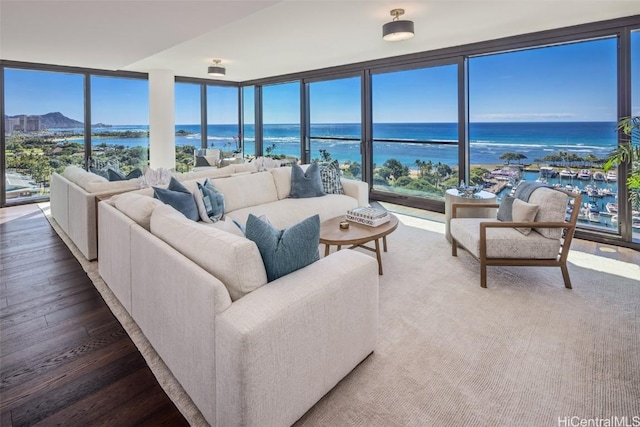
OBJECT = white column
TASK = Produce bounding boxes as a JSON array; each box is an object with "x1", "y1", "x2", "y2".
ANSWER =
[{"x1": 148, "y1": 70, "x2": 175, "y2": 170}]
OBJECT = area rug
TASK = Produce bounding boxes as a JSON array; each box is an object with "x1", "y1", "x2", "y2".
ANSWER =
[{"x1": 40, "y1": 204, "x2": 640, "y2": 426}]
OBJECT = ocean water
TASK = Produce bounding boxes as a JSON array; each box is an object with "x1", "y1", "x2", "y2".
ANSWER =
[{"x1": 83, "y1": 121, "x2": 619, "y2": 168}]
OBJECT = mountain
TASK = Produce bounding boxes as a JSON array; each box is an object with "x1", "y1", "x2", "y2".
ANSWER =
[
  {"x1": 5, "y1": 112, "x2": 84, "y2": 128},
  {"x1": 39, "y1": 112, "x2": 83, "y2": 128}
]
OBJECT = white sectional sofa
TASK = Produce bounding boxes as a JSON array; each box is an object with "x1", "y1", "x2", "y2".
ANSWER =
[
  {"x1": 97, "y1": 167, "x2": 379, "y2": 426},
  {"x1": 50, "y1": 164, "x2": 256, "y2": 260}
]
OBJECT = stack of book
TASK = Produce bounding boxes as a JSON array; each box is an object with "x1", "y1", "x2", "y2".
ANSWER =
[{"x1": 346, "y1": 206, "x2": 390, "y2": 227}]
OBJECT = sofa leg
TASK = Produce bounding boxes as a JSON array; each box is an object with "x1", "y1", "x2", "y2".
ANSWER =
[
  {"x1": 560, "y1": 263, "x2": 572, "y2": 289},
  {"x1": 480, "y1": 264, "x2": 487, "y2": 288},
  {"x1": 451, "y1": 239, "x2": 457, "y2": 256}
]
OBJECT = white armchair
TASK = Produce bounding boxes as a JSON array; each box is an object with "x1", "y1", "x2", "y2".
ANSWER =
[{"x1": 450, "y1": 187, "x2": 582, "y2": 289}]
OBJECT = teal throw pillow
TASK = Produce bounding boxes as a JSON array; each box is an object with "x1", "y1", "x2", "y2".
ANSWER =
[
  {"x1": 107, "y1": 168, "x2": 127, "y2": 181},
  {"x1": 126, "y1": 168, "x2": 143, "y2": 179},
  {"x1": 197, "y1": 179, "x2": 225, "y2": 222},
  {"x1": 153, "y1": 177, "x2": 200, "y2": 222},
  {"x1": 289, "y1": 161, "x2": 325, "y2": 198},
  {"x1": 89, "y1": 166, "x2": 109, "y2": 179},
  {"x1": 245, "y1": 213, "x2": 320, "y2": 282}
]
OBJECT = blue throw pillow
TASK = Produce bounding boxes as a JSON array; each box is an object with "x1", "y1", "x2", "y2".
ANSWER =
[
  {"x1": 289, "y1": 161, "x2": 325, "y2": 198},
  {"x1": 197, "y1": 179, "x2": 225, "y2": 222},
  {"x1": 107, "y1": 168, "x2": 127, "y2": 181},
  {"x1": 497, "y1": 195, "x2": 515, "y2": 221},
  {"x1": 153, "y1": 177, "x2": 200, "y2": 221},
  {"x1": 126, "y1": 168, "x2": 143, "y2": 179},
  {"x1": 245, "y1": 213, "x2": 320, "y2": 282}
]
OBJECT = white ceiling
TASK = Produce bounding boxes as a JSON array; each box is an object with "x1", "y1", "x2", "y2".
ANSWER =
[{"x1": 1, "y1": 1, "x2": 639, "y2": 82}]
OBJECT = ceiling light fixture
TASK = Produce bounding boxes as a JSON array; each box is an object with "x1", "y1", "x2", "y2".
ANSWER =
[
  {"x1": 208, "y1": 59, "x2": 226, "y2": 76},
  {"x1": 382, "y1": 9, "x2": 415, "y2": 41}
]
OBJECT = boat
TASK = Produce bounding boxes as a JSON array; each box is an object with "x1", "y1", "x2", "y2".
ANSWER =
[
  {"x1": 593, "y1": 171, "x2": 606, "y2": 181},
  {"x1": 606, "y1": 202, "x2": 618, "y2": 214},
  {"x1": 559, "y1": 168, "x2": 578, "y2": 178},
  {"x1": 577, "y1": 169, "x2": 591, "y2": 180},
  {"x1": 606, "y1": 170, "x2": 617, "y2": 182},
  {"x1": 539, "y1": 166, "x2": 558, "y2": 178}
]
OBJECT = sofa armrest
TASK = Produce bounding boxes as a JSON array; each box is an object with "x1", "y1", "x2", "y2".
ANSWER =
[
  {"x1": 341, "y1": 178, "x2": 369, "y2": 207},
  {"x1": 216, "y1": 249, "x2": 378, "y2": 427}
]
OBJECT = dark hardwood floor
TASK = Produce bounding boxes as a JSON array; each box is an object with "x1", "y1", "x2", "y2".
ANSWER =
[{"x1": 0, "y1": 204, "x2": 189, "y2": 426}]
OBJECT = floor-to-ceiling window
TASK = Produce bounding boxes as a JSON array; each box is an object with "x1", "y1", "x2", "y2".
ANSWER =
[
  {"x1": 207, "y1": 86, "x2": 240, "y2": 159},
  {"x1": 308, "y1": 76, "x2": 362, "y2": 179},
  {"x1": 4, "y1": 68, "x2": 85, "y2": 204},
  {"x1": 469, "y1": 38, "x2": 618, "y2": 234},
  {"x1": 371, "y1": 64, "x2": 459, "y2": 201},
  {"x1": 262, "y1": 82, "x2": 301, "y2": 160},
  {"x1": 242, "y1": 86, "x2": 256, "y2": 160},
  {"x1": 174, "y1": 82, "x2": 202, "y2": 172},
  {"x1": 630, "y1": 29, "x2": 639, "y2": 242},
  {"x1": 90, "y1": 75, "x2": 149, "y2": 175}
]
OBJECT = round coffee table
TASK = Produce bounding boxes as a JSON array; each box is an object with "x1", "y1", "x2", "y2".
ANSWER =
[{"x1": 319, "y1": 213, "x2": 399, "y2": 275}]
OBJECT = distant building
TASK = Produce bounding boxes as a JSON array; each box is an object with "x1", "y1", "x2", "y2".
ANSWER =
[{"x1": 4, "y1": 115, "x2": 41, "y2": 133}]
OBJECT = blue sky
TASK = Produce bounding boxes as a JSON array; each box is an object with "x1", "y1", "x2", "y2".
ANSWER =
[{"x1": 4, "y1": 33, "x2": 639, "y2": 125}]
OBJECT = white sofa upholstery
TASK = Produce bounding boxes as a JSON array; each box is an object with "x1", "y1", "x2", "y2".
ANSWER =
[
  {"x1": 97, "y1": 166, "x2": 378, "y2": 426},
  {"x1": 49, "y1": 163, "x2": 257, "y2": 260}
]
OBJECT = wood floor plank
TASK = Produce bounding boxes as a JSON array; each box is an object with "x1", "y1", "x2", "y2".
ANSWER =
[
  {"x1": 0, "y1": 204, "x2": 188, "y2": 425},
  {"x1": 9, "y1": 351, "x2": 146, "y2": 426}
]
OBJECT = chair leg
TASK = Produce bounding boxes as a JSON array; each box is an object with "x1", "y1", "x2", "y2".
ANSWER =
[
  {"x1": 481, "y1": 263, "x2": 487, "y2": 288},
  {"x1": 451, "y1": 239, "x2": 457, "y2": 256},
  {"x1": 560, "y1": 263, "x2": 572, "y2": 289}
]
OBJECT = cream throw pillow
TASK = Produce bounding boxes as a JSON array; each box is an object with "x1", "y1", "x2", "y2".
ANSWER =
[{"x1": 512, "y1": 198, "x2": 539, "y2": 236}]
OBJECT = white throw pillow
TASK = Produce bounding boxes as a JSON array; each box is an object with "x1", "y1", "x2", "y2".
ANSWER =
[{"x1": 512, "y1": 198, "x2": 539, "y2": 236}]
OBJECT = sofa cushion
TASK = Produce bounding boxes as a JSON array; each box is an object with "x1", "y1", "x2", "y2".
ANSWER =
[
  {"x1": 271, "y1": 167, "x2": 293, "y2": 200},
  {"x1": 319, "y1": 161, "x2": 344, "y2": 195},
  {"x1": 153, "y1": 177, "x2": 200, "y2": 222},
  {"x1": 210, "y1": 171, "x2": 278, "y2": 213},
  {"x1": 195, "y1": 179, "x2": 225, "y2": 223},
  {"x1": 245, "y1": 213, "x2": 320, "y2": 282},
  {"x1": 290, "y1": 161, "x2": 324, "y2": 198},
  {"x1": 528, "y1": 187, "x2": 568, "y2": 240},
  {"x1": 63, "y1": 165, "x2": 108, "y2": 189},
  {"x1": 226, "y1": 194, "x2": 358, "y2": 230},
  {"x1": 450, "y1": 218, "x2": 561, "y2": 259},
  {"x1": 112, "y1": 193, "x2": 164, "y2": 230},
  {"x1": 512, "y1": 198, "x2": 539, "y2": 235},
  {"x1": 150, "y1": 205, "x2": 267, "y2": 301}
]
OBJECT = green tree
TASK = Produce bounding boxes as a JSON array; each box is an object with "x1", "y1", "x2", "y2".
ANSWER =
[{"x1": 382, "y1": 159, "x2": 409, "y2": 180}]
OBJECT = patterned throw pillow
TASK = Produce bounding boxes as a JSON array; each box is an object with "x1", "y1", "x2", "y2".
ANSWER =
[
  {"x1": 153, "y1": 177, "x2": 200, "y2": 221},
  {"x1": 195, "y1": 179, "x2": 225, "y2": 223},
  {"x1": 319, "y1": 160, "x2": 344, "y2": 195},
  {"x1": 245, "y1": 213, "x2": 320, "y2": 282}
]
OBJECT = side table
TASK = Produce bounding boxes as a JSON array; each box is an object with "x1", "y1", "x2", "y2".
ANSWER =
[{"x1": 444, "y1": 189, "x2": 497, "y2": 243}]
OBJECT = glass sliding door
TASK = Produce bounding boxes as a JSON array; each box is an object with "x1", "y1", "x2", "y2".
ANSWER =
[
  {"x1": 207, "y1": 85, "x2": 240, "y2": 160},
  {"x1": 4, "y1": 68, "x2": 85, "y2": 204},
  {"x1": 469, "y1": 38, "x2": 617, "y2": 233},
  {"x1": 90, "y1": 75, "x2": 149, "y2": 175},
  {"x1": 631, "y1": 30, "x2": 639, "y2": 242},
  {"x1": 174, "y1": 82, "x2": 202, "y2": 172},
  {"x1": 262, "y1": 82, "x2": 301, "y2": 160},
  {"x1": 371, "y1": 65, "x2": 458, "y2": 201},
  {"x1": 308, "y1": 76, "x2": 362, "y2": 179}
]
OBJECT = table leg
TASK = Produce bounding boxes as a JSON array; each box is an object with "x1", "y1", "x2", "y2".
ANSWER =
[
  {"x1": 375, "y1": 238, "x2": 383, "y2": 275},
  {"x1": 324, "y1": 244, "x2": 330, "y2": 257},
  {"x1": 383, "y1": 235, "x2": 388, "y2": 252}
]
